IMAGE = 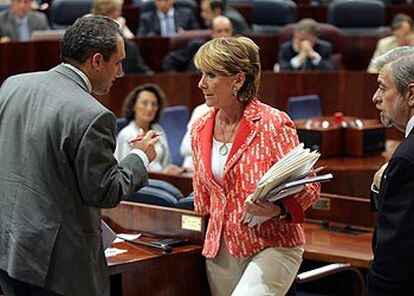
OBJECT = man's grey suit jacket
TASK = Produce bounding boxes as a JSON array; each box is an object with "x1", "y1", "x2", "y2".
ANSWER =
[
  {"x1": 0, "y1": 10, "x2": 50, "y2": 41},
  {"x1": 0, "y1": 65, "x2": 148, "y2": 295}
]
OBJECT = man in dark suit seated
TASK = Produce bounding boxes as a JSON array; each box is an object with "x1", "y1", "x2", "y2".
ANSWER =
[
  {"x1": 366, "y1": 46, "x2": 414, "y2": 295},
  {"x1": 138, "y1": 0, "x2": 200, "y2": 37},
  {"x1": 0, "y1": 0, "x2": 49, "y2": 42},
  {"x1": 278, "y1": 18, "x2": 333, "y2": 71},
  {"x1": 162, "y1": 15, "x2": 233, "y2": 72}
]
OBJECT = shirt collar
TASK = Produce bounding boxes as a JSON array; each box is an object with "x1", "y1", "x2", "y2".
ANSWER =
[
  {"x1": 61, "y1": 63, "x2": 92, "y2": 93},
  {"x1": 406, "y1": 115, "x2": 414, "y2": 138},
  {"x1": 13, "y1": 14, "x2": 28, "y2": 25},
  {"x1": 157, "y1": 8, "x2": 174, "y2": 18}
]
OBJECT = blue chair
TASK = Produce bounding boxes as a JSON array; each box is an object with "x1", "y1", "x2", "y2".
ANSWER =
[
  {"x1": 176, "y1": 192, "x2": 194, "y2": 210},
  {"x1": 252, "y1": 0, "x2": 297, "y2": 35},
  {"x1": 50, "y1": 0, "x2": 93, "y2": 29},
  {"x1": 0, "y1": 4, "x2": 9, "y2": 11},
  {"x1": 126, "y1": 179, "x2": 183, "y2": 208},
  {"x1": 116, "y1": 118, "x2": 128, "y2": 135},
  {"x1": 159, "y1": 105, "x2": 189, "y2": 166},
  {"x1": 287, "y1": 95, "x2": 322, "y2": 120}
]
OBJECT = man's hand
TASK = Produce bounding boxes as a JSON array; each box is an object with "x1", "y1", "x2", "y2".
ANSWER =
[
  {"x1": 245, "y1": 198, "x2": 281, "y2": 218},
  {"x1": 130, "y1": 130, "x2": 159, "y2": 163},
  {"x1": 373, "y1": 162, "x2": 388, "y2": 189}
]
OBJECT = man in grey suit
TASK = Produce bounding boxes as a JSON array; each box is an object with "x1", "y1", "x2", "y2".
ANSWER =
[
  {"x1": 0, "y1": 16, "x2": 158, "y2": 296},
  {"x1": 0, "y1": 0, "x2": 49, "y2": 42}
]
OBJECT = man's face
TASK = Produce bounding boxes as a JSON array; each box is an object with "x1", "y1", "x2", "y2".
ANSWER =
[
  {"x1": 393, "y1": 21, "x2": 412, "y2": 39},
  {"x1": 11, "y1": 0, "x2": 34, "y2": 18},
  {"x1": 211, "y1": 19, "x2": 233, "y2": 38},
  {"x1": 293, "y1": 30, "x2": 316, "y2": 48},
  {"x1": 92, "y1": 35, "x2": 125, "y2": 95},
  {"x1": 372, "y1": 65, "x2": 409, "y2": 131},
  {"x1": 155, "y1": 0, "x2": 174, "y2": 14}
]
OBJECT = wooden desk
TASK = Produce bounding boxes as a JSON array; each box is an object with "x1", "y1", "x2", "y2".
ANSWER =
[
  {"x1": 103, "y1": 202, "x2": 210, "y2": 295},
  {"x1": 304, "y1": 222, "x2": 373, "y2": 269},
  {"x1": 108, "y1": 241, "x2": 207, "y2": 296}
]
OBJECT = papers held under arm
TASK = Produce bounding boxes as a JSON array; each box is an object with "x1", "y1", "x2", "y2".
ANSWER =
[{"x1": 242, "y1": 143, "x2": 332, "y2": 227}]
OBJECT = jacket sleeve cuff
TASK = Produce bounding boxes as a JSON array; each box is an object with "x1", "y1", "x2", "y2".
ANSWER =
[{"x1": 283, "y1": 196, "x2": 305, "y2": 223}]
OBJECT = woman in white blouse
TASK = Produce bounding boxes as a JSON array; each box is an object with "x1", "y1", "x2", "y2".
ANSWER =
[{"x1": 115, "y1": 84, "x2": 185, "y2": 174}]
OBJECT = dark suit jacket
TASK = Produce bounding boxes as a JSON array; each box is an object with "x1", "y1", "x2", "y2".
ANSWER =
[
  {"x1": 138, "y1": 7, "x2": 199, "y2": 36},
  {"x1": 278, "y1": 39, "x2": 333, "y2": 71},
  {"x1": 367, "y1": 129, "x2": 414, "y2": 295},
  {"x1": 162, "y1": 39, "x2": 205, "y2": 72},
  {"x1": 0, "y1": 10, "x2": 49, "y2": 41},
  {"x1": 123, "y1": 39, "x2": 153, "y2": 75},
  {"x1": 0, "y1": 65, "x2": 148, "y2": 295}
]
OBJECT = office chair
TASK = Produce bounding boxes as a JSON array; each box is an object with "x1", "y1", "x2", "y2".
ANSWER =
[
  {"x1": 49, "y1": 0, "x2": 93, "y2": 29},
  {"x1": 139, "y1": 0, "x2": 197, "y2": 14},
  {"x1": 327, "y1": 0, "x2": 387, "y2": 36},
  {"x1": 159, "y1": 105, "x2": 189, "y2": 166},
  {"x1": 126, "y1": 179, "x2": 183, "y2": 208},
  {"x1": 176, "y1": 192, "x2": 194, "y2": 210},
  {"x1": 287, "y1": 95, "x2": 322, "y2": 120},
  {"x1": 116, "y1": 118, "x2": 128, "y2": 135},
  {"x1": 252, "y1": 0, "x2": 297, "y2": 35}
]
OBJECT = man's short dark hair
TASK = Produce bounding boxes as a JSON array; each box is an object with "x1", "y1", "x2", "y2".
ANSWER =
[
  {"x1": 210, "y1": 0, "x2": 225, "y2": 13},
  {"x1": 61, "y1": 16, "x2": 122, "y2": 64}
]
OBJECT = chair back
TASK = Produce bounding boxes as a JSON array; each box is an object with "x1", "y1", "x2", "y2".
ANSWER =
[
  {"x1": 159, "y1": 105, "x2": 190, "y2": 166},
  {"x1": 126, "y1": 179, "x2": 183, "y2": 208},
  {"x1": 50, "y1": 0, "x2": 93, "y2": 29},
  {"x1": 176, "y1": 192, "x2": 194, "y2": 210},
  {"x1": 0, "y1": 4, "x2": 9, "y2": 11},
  {"x1": 327, "y1": 0, "x2": 386, "y2": 36},
  {"x1": 287, "y1": 95, "x2": 322, "y2": 120},
  {"x1": 116, "y1": 118, "x2": 129, "y2": 135},
  {"x1": 252, "y1": 0, "x2": 297, "y2": 35}
]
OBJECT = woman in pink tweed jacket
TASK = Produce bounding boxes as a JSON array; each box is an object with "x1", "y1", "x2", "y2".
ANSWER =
[{"x1": 191, "y1": 36, "x2": 320, "y2": 295}]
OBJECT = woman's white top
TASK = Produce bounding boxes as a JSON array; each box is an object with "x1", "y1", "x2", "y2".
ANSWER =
[{"x1": 211, "y1": 138, "x2": 232, "y2": 185}]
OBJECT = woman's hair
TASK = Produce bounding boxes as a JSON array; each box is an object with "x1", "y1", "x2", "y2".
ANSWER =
[
  {"x1": 122, "y1": 83, "x2": 166, "y2": 125},
  {"x1": 91, "y1": 0, "x2": 123, "y2": 16},
  {"x1": 194, "y1": 36, "x2": 261, "y2": 103}
]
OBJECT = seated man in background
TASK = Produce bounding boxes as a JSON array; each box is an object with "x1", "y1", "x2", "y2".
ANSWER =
[
  {"x1": 90, "y1": 0, "x2": 153, "y2": 74},
  {"x1": 278, "y1": 18, "x2": 333, "y2": 71},
  {"x1": 138, "y1": 0, "x2": 199, "y2": 37},
  {"x1": 367, "y1": 13, "x2": 414, "y2": 74},
  {"x1": 200, "y1": 0, "x2": 250, "y2": 35},
  {"x1": 0, "y1": 0, "x2": 49, "y2": 42},
  {"x1": 162, "y1": 15, "x2": 233, "y2": 72}
]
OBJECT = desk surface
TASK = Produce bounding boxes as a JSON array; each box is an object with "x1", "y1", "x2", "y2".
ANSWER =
[{"x1": 304, "y1": 222, "x2": 373, "y2": 269}]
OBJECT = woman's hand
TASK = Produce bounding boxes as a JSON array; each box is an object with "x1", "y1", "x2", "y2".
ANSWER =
[{"x1": 245, "y1": 199, "x2": 281, "y2": 218}]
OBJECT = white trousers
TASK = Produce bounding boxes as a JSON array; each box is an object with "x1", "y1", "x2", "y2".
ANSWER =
[{"x1": 206, "y1": 241, "x2": 303, "y2": 296}]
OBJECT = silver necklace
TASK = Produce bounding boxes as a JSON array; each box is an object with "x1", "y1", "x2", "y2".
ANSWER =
[{"x1": 218, "y1": 118, "x2": 238, "y2": 156}]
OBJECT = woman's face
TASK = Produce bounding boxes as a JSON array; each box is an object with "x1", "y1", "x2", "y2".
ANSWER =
[
  {"x1": 198, "y1": 70, "x2": 236, "y2": 109},
  {"x1": 133, "y1": 90, "x2": 159, "y2": 124}
]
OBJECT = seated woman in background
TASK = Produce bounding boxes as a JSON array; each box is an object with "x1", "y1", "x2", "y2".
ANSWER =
[{"x1": 115, "y1": 84, "x2": 185, "y2": 174}]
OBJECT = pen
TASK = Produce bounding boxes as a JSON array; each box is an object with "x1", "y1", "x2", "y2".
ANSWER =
[
  {"x1": 128, "y1": 132, "x2": 163, "y2": 144},
  {"x1": 122, "y1": 237, "x2": 172, "y2": 253}
]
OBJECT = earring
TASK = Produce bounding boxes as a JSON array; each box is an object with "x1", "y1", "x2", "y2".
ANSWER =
[{"x1": 232, "y1": 87, "x2": 238, "y2": 97}]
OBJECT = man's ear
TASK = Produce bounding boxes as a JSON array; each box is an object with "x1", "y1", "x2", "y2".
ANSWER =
[
  {"x1": 90, "y1": 53, "x2": 104, "y2": 70},
  {"x1": 407, "y1": 83, "x2": 414, "y2": 107}
]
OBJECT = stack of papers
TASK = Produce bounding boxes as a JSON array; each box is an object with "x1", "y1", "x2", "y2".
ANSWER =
[{"x1": 242, "y1": 143, "x2": 333, "y2": 227}]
